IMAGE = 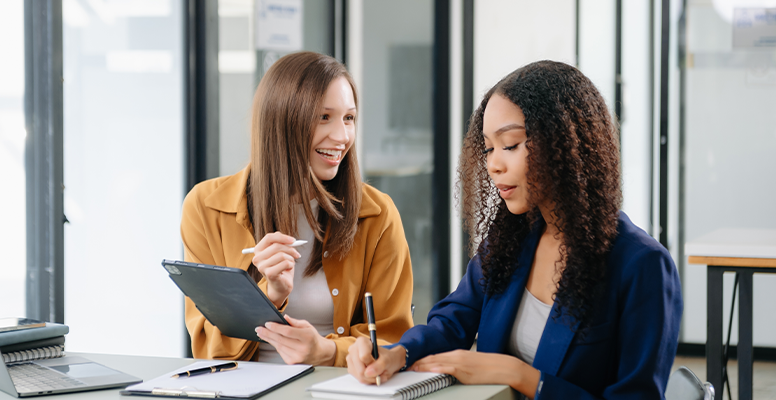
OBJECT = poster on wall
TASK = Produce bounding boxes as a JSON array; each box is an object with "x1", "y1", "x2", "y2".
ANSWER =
[
  {"x1": 255, "y1": 0, "x2": 303, "y2": 52},
  {"x1": 733, "y1": 8, "x2": 776, "y2": 48}
]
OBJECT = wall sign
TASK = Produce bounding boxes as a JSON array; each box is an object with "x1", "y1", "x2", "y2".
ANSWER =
[
  {"x1": 255, "y1": 0, "x2": 303, "y2": 52},
  {"x1": 733, "y1": 8, "x2": 776, "y2": 48}
]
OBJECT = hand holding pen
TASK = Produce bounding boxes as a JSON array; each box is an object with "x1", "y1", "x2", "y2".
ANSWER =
[
  {"x1": 171, "y1": 362, "x2": 238, "y2": 378},
  {"x1": 345, "y1": 296, "x2": 408, "y2": 386},
  {"x1": 244, "y1": 233, "x2": 307, "y2": 308}
]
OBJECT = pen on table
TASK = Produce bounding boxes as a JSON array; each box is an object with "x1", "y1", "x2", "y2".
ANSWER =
[
  {"x1": 241, "y1": 239, "x2": 308, "y2": 254},
  {"x1": 171, "y1": 362, "x2": 238, "y2": 378},
  {"x1": 365, "y1": 292, "x2": 380, "y2": 386}
]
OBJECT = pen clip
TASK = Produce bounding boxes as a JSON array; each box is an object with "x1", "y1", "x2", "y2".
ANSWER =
[{"x1": 219, "y1": 363, "x2": 238, "y2": 372}]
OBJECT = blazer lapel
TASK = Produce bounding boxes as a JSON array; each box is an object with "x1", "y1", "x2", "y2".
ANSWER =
[
  {"x1": 532, "y1": 298, "x2": 579, "y2": 375},
  {"x1": 478, "y1": 225, "x2": 542, "y2": 354}
]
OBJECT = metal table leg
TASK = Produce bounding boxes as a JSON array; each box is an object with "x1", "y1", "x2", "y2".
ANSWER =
[
  {"x1": 738, "y1": 271, "x2": 753, "y2": 400},
  {"x1": 706, "y1": 266, "x2": 723, "y2": 396}
]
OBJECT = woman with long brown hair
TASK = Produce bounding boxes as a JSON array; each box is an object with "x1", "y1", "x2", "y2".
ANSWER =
[
  {"x1": 181, "y1": 51, "x2": 413, "y2": 366},
  {"x1": 348, "y1": 61, "x2": 682, "y2": 398}
]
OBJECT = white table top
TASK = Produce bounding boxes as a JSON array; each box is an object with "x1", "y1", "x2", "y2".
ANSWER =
[
  {"x1": 1, "y1": 353, "x2": 516, "y2": 400},
  {"x1": 685, "y1": 228, "x2": 776, "y2": 259}
]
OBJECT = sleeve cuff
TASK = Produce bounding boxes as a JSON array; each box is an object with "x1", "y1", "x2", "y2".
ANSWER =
[{"x1": 534, "y1": 371, "x2": 546, "y2": 399}]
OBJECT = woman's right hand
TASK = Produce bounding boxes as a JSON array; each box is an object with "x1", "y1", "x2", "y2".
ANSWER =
[
  {"x1": 251, "y1": 232, "x2": 300, "y2": 308},
  {"x1": 347, "y1": 337, "x2": 406, "y2": 385}
]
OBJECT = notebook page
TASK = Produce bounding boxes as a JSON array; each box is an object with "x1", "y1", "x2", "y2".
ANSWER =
[
  {"x1": 309, "y1": 371, "x2": 445, "y2": 396},
  {"x1": 125, "y1": 361, "x2": 311, "y2": 398}
]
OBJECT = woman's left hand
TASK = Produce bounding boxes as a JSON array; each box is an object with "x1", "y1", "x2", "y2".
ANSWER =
[
  {"x1": 255, "y1": 315, "x2": 336, "y2": 366},
  {"x1": 410, "y1": 350, "x2": 541, "y2": 398}
]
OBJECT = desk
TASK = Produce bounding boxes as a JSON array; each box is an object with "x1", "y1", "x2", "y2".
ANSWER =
[
  {"x1": 1, "y1": 353, "x2": 516, "y2": 400},
  {"x1": 686, "y1": 228, "x2": 776, "y2": 400}
]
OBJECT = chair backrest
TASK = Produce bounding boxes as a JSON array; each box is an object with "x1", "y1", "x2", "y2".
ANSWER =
[{"x1": 665, "y1": 366, "x2": 715, "y2": 400}]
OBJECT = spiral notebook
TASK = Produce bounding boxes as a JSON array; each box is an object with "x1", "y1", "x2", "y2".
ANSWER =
[
  {"x1": 1, "y1": 344, "x2": 65, "y2": 364},
  {"x1": 307, "y1": 371, "x2": 455, "y2": 400}
]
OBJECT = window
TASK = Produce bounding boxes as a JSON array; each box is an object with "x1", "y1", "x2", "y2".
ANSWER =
[
  {"x1": 0, "y1": 0, "x2": 26, "y2": 318},
  {"x1": 62, "y1": 0, "x2": 185, "y2": 356}
]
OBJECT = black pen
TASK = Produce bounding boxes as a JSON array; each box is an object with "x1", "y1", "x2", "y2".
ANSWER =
[
  {"x1": 365, "y1": 292, "x2": 380, "y2": 386},
  {"x1": 171, "y1": 362, "x2": 238, "y2": 378}
]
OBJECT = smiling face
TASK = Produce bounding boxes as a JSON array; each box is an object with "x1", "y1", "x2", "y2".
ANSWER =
[
  {"x1": 482, "y1": 94, "x2": 531, "y2": 215},
  {"x1": 310, "y1": 76, "x2": 357, "y2": 181}
]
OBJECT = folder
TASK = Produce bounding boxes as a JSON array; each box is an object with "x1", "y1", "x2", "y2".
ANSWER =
[{"x1": 121, "y1": 360, "x2": 313, "y2": 399}]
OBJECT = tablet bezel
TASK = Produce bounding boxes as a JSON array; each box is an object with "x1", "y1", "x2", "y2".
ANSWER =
[{"x1": 162, "y1": 259, "x2": 288, "y2": 342}]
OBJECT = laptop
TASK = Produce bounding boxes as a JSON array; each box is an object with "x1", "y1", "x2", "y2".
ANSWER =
[{"x1": 0, "y1": 348, "x2": 141, "y2": 397}]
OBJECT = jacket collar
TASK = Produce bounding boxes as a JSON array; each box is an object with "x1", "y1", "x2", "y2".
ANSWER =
[
  {"x1": 203, "y1": 166, "x2": 250, "y2": 214},
  {"x1": 202, "y1": 164, "x2": 380, "y2": 219}
]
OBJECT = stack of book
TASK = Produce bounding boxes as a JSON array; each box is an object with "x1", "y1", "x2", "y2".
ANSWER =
[{"x1": 0, "y1": 318, "x2": 69, "y2": 364}]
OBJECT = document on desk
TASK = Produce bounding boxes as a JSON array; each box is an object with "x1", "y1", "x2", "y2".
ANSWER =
[{"x1": 121, "y1": 360, "x2": 313, "y2": 399}]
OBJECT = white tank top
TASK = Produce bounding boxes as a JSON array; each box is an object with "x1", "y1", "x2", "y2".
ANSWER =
[
  {"x1": 506, "y1": 289, "x2": 552, "y2": 366},
  {"x1": 258, "y1": 200, "x2": 335, "y2": 363}
]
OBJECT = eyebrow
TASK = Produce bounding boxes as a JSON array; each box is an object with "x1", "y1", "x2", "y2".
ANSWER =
[
  {"x1": 324, "y1": 107, "x2": 357, "y2": 111},
  {"x1": 483, "y1": 123, "x2": 525, "y2": 138}
]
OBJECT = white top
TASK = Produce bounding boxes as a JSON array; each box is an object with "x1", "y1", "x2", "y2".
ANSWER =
[
  {"x1": 684, "y1": 228, "x2": 776, "y2": 259},
  {"x1": 506, "y1": 289, "x2": 552, "y2": 366},
  {"x1": 258, "y1": 200, "x2": 335, "y2": 364}
]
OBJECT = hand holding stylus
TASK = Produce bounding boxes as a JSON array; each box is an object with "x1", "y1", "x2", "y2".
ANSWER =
[{"x1": 247, "y1": 232, "x2": 302, "y2": 308}]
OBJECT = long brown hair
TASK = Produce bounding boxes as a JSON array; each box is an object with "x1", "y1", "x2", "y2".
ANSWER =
[
  {"x1": 459, "y1": 60, "x2": 622, "y2": 328},
  {"x1": 248, "y1": 51, "x2": 362, "y2": 276}
]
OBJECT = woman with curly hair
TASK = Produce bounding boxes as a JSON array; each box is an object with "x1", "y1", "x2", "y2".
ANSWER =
[{"x1": 347, "y1": 60, "x2": 682, "y2": 399}]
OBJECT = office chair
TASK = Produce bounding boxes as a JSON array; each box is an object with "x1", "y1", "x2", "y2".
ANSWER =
[{"x1": 665, "y1": 366, "x2": 715, "y2": 400}]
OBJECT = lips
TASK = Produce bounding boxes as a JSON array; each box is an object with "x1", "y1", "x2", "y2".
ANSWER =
[{"x1": 495, "y1": 183, "x2": 516, "y2": 198}]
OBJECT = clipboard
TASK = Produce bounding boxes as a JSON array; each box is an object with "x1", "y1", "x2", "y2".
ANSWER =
[
  {"x1": 120, "y1": 361, "x2": 314, "y2": 399},
  {"x1": 161, "y1": 259, "x2": 288, "y2": 341}
]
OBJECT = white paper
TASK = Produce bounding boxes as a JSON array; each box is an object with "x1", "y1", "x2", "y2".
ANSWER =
[
  {"x1": 125, "y1": 360, "x2": 311, "y2": 398},
  {"x1": 255, "y1": 0, "x2": 303, "y2": 51}
]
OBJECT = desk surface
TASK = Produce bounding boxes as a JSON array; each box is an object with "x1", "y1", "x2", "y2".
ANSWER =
[
  {"x1": 685, "y1": 228, "x2": 776, "y2": 259},
  {"x1": 1, "y1": 353, "x2": 515, "y2": 400}
]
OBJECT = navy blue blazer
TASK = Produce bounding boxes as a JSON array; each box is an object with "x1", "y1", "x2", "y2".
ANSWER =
[{"x1": 393, "y1": 212, "x2": 682, "y2": 399}]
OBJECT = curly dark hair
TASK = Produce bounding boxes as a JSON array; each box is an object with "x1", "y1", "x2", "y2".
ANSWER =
[{"x1": 459, "y1": 60, "x2": 622, "y2": 328}]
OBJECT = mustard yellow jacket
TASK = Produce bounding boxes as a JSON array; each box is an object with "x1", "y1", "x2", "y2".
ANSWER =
[{"x1": 180, "y1": 166, "x2": 414, "y2": 366}]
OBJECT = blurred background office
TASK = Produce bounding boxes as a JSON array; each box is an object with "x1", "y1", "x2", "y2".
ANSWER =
[{"x1": 1, "y1": 0, "x2": 774, "y2": 374}]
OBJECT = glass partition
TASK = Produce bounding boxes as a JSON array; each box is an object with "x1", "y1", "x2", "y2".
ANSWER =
[
  {"x1": 680, "y1": 1, "x2": 776, "y2": 347},
  {"x1": 359, "y1": 0, "x2": 435, "y2": 325}
]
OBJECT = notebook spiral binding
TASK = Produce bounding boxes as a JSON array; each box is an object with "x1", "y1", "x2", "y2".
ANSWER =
[
  {"x1": 2, "y1": 345, "x2": 66, "y2": 364},
  {"x1": 396, "y1": 374, "x2": 456, "y2": 400}
]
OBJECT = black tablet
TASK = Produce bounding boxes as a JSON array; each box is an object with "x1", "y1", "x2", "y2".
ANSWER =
[{"x1": 162, "y1": 259, "x2": 288, "y2": 341}]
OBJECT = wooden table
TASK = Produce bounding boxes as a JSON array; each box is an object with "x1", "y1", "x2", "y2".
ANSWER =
[{"x1": 686, "y1": 228, "x2": 776, "y2": 400}]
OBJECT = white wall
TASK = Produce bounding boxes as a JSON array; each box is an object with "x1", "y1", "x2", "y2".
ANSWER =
[
  {"x1": 62, "y1": 0, "x2": 184, "y2": 357},
  {"x1": 619, "y1": 0, "x2": 653, "y2": 233},
  {"x1": 473, "y1": 0, "x2": 576, "y2": 109},
  {"x1": 578, "y1": 0, "x2": 616, "y2": 114}
]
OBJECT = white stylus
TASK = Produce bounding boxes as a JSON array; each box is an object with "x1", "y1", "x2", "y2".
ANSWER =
[{"x1": 241, "y1": 240, "x2": 308, "y2": 254}]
